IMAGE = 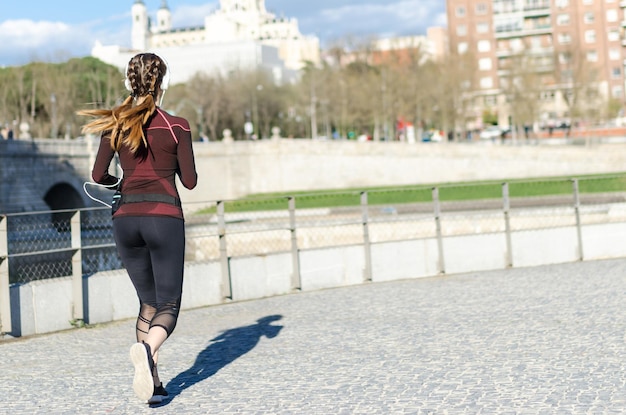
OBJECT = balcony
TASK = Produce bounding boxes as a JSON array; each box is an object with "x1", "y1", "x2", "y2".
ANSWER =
[
  {"x1": 496, "y1": 49, "x2": 514, "y2": 58},
  {"x1": 534, "y1": 63, "x2": 555, "y2": 73},
  {"x1": 495, "y1": 27, "x2": 552, "y2": 39},
  {"x1": 497, "y1": 68, "x2": 512, "y2": 77},
  {"x1": 496, "y1": 46, "x2": 554, "y2": 58},
  {"x1": 493, "y1": 5, "x2": 520, "y2": 15},
  {"x1": 523, "y1": 6, "x2": 551, "y2": 18}
]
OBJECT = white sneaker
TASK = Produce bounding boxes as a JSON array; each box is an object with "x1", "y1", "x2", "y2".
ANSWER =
[{"x1": 129, "y1": 342, "x2": 154, "y2": 401}]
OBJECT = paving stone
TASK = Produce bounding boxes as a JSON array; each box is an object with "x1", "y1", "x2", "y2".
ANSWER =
[{"x1": 2, "y1": 258, "x2": 626, "y2": 413}]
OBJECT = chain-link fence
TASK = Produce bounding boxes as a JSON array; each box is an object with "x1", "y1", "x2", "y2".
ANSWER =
[
  {"x1": 3, "y1": 175, "x2": 626, "y2": 286},
  {"x1": 2, "y1": 208, "x2": 119, "y2": 284},
  {"x1": 3, "y1": 175, "x2": 626, "y2": 330}
]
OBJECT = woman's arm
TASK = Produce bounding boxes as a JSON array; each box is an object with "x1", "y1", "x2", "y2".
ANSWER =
[
  {"x1": 91, "y1": 133, "x2": 119, "y2": 186},
  {"x1": 177, "y1": 127, "x2": 198, "y2": 190}
]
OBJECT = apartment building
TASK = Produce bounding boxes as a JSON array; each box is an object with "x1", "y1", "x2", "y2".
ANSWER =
[{"x1": 446, "y1": 0, "x2": 626, "y2": 129}]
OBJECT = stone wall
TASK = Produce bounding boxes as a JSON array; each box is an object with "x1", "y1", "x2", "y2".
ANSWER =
[
  {"x1": 8, "y1": 218, "x2": 626, "y2": 337},
  {"x1": 183, "y1": 139, "x2": 626, "y2": 202},
  {"x1": 3, "y1": 138, "x2": 626, "y2": 213}
]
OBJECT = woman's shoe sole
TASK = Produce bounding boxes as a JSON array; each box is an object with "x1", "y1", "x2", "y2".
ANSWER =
[{"x1": 129, "y1": 343, "x2": 154, "y2": 401}]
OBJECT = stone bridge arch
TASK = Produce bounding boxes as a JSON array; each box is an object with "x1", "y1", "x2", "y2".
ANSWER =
[
  {"x1": 0, "y1": 139, "x2": 104, "y2": 214},
  {"x1": 43, "y1": 182, "x2": 85, "y2": 211}
]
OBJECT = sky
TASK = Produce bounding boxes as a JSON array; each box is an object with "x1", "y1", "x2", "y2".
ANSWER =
[{"x1": 0, "y1": 0, "x2": 447, "y2": 67}]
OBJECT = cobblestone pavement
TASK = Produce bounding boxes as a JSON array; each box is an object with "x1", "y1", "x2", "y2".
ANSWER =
[{"x1": 2, "y1": 259, "x2": 626, "y2": 414}]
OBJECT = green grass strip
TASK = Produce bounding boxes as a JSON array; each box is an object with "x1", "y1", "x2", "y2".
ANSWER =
[{"x1": 199, "y1": 172, "x2": 626, "y2": 214}]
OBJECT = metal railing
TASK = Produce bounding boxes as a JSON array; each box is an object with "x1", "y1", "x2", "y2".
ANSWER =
[{"x1": 2, "y1": 175, "x2": 626, "y2": 333}]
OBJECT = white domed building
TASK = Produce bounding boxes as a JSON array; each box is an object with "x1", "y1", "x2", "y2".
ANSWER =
[{"x1": 92, "y1": 0, "x2": 320, "y2": 85}]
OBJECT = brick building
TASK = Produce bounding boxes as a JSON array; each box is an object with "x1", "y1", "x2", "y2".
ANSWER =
[{"x1": 446, "y1": 0, "x2": 626, "y2": 130}]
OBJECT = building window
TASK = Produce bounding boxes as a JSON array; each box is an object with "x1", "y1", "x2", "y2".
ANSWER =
[
  {"x1": 585, "y1": 30, "x2": 596, "y2": 43},
  {"x1": 607, "y1": 9, "x2": 618, "y2": 23},
  {"x1": 456, "y1": 6, "x2": 466, "y2": 17},
  {"x1": 612, "y1": 67, "x2": 622, "y2": 78},
  {"x1": 582, "y1": 0, "x2": 593, "y2": 4},
  {"x1": 478, "y1": 40, "x2": 491, "y2": 52},
  {"x1": 477, "y1": 22, "x2": 489, "y2": 34},
  {"x1": 493, "y1": 0, "x2": 519, "y2": 14},
  {"x1": 559, "y1": 52, "x2": 571, "y2": 64},
  {"x1": 558, "y1": 33, "x2": 571, "y2": 44},
  {"x1": 524, "y1": 0, "x2": 547, "y2": 6},
  {"x1": 479, "y1": 57, "x2": 493, "y2": 70},
  {"x1": 495, "y1": 18, "x2": 521, "y2": 33},
  {"x1": 484, "y1": 95, "x2": 497, "y2": 106},
  {"x1": 556, "y1": 14, "x2": 570, "y2": 25},
  {"x1": 608, "y1": 28, "x2": 620, "y2": 41},
  {"x1": 480, "y1": 77, "x2": 494, "y2": 89},
  {"x1": 555, "y1": 0, "x2": 569, "y2": 8},
  {"x1": 458, "y1": 42, "x2": 469, "y2": 54},
  {"x1": 510, "y1": 38, "x2": 523, "y2": 51},
  {"x1": 612, "y1": 86, "x2": 622, "y2": 99},
  {"x1": 587, "y1": 50, "x2": 598, "y2": 62},
  {"x1": 457, "y1": 25, "x2": 467, "y2": 36},
  {"x1": 561, "y1": 69, "x2": 573, "y2": 81},
  {"x1": 583, "y1": 12, "x2": 594, "y2": 23},
  {"x1": 476, "y1": 3, "x2": 488, "y2": 14},
  {"x1": 609, "y1": 48, "x2": 620, "y2": 60},
  {"x1": 530, "y1": 36, "x2": 542, "y2": 48}
]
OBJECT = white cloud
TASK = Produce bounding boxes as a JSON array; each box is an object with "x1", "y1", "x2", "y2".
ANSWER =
[
  {"x1": 314, "y1": 0, "x2": 446, "y2": 42},
  {"x1": 0, "y1": 19, "x2": 95, "y2": 65},
  {"x1": 0, "y1": 14, "x2": 133, "y2": 66},
  {"x1": 170, "y1": 2, "x2": 218, "y2": 28},
  {"x1": 0, "y1": 3, "x2": 219, "y2": 66},
  {"x1": 0, "y1": 20, "x2": 74, "y2": 48}
]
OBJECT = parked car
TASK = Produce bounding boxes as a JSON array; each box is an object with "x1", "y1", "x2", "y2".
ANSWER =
[{"x1": 479, "y1": 125, "x2": 503, "y2": 140}]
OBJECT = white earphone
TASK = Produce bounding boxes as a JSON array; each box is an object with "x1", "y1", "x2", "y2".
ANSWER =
[{"x1": 124, "y1": 53, "x2": 171, "y2": 104}]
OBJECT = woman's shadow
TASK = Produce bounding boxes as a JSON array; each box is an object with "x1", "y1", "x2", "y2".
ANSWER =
[{"x1": 157, "y1": 314, "x2": 283, "y2": 406}]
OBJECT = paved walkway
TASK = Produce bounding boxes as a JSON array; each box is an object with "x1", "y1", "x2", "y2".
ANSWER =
[{"x1": 2, "y1": 259, "x2": 626, "y2": 414}]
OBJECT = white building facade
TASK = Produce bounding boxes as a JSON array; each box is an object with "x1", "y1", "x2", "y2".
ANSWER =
[{"x1": 93, "y1": 0, "x2": 320, "y2": 85}]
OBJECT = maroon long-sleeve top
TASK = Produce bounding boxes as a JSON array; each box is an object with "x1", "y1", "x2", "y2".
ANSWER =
[{"x1": 92, "y1": 108, "x2": 198, "y2": 220}]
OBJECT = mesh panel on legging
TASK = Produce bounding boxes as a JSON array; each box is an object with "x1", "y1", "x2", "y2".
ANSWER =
[
  {"x1": 150, "y1": 298, "x2": 181, "y2": 337},
  {"x1": 136, "y1": 303, "x2": 157, "y2": 342}
]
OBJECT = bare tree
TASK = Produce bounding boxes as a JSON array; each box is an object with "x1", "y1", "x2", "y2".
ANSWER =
[
  {"x1": 500, "y1": 47, "x2": 545, "y2": 139},
  {"x1": 554, "y1": 47, "x2": 601, "y2": 126}
]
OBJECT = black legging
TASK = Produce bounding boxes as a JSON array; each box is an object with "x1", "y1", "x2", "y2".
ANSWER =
[{"x1": 113, "y1": 216, "x2": 185, "y2": 337}]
